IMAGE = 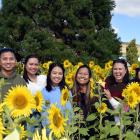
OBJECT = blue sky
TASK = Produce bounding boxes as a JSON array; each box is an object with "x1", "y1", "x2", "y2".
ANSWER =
[
  {"x1": 111, "y1": 0, "x2": 140, "y2": 44},
  {"x1": 0, "y1": 0, "x2": 140, "y2": 44}
]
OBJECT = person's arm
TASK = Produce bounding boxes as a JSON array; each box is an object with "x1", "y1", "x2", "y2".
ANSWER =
[{"x1": 104, "y1": 89, "x2": 120, "y2": 109}]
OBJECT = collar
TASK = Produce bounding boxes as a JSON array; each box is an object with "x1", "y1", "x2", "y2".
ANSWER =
[{"x1": 0, "y1": 71, "x2": 17, "y2": 79}]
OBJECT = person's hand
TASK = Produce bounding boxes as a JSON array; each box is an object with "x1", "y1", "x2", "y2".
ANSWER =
[
  {"x1": 103, "y1": 89, "x2": 112, "y2": 100},
  {"x1": 123, "y1": 103, "x2": 129, "y2": 112},
  {"x1": 97, "y1": 79, "x2": 106, "y2": 88}
]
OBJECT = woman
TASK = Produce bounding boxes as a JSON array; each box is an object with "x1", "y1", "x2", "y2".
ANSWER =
[
  {"x1": 23, "y1": 54, "x2": 47, "y2": 95},
  {"x1": 104, "y1": 59, "x2": 130, "y2": 124},
  {"x1": 72, "y1": 65, "x2": 97, "y2": 139},
  {"x1": 41, "y1": 62, "x2": 72, "y2": 117},
  {"x1": 72, "y1": 65, "x2": 96, "y2": 119},
  {"x1": 104, "y1": 59, "x2": 130, "y2": 107}
]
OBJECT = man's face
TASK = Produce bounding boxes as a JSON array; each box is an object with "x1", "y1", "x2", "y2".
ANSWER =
[{"x1": 0, "y1": 52, "x2": 17, "y2": 72}]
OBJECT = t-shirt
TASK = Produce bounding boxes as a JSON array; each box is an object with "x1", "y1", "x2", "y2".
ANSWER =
[
  {"x1": 105, "y1": 77, "x2": 127, "y2": 100},
  {"x1": 26, "y1": 75, "x2": 47, "y2": 95},
  {"x1": 0, "y1": 71, "x2": 26, "y2": 102}
]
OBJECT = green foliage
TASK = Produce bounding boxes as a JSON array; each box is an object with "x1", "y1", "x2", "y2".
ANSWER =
[
  {"x1": 0, "y1": 0, "x2": 121, "y2": 65},
  {"x1": 126, "y1": 39, "x2": 138, "y2": 65}
]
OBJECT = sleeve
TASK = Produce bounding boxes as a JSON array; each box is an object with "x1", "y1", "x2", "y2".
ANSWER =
[{"x1": 109, "y1": 98, "x2": 120, "y2": 109}]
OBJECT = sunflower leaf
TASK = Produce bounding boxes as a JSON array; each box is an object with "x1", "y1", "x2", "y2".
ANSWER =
[
  {"x1": 86, "y1": 114, "x2": 97, "y2": 121},
  {"x1": 79, "y1": 128, "x2": 89, "y2": 136}
]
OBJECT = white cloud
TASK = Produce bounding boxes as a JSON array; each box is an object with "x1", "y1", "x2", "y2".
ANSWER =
[
  {"x1": 112, "y1": 26, "x2": 119, "y2": 34},
  {"x1": 113, "y1": 0, "x2": 140, "y2": 17}
]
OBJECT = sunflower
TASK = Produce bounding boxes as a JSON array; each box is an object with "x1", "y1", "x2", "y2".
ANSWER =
[
  {"x1": 65, "y1": 74, "x2": 74, "y2": 89},
  {"x1": 34, "y1": 91, "x2": 44, "y2": 112},
  {"x1": 93, "y1": 65, "x2": 102, "y2": 75},
  {"x1": 89, "y1": 61, "x2": 95, "y2": 69},
  {"x1": 126, "y1": 92, "x2": 138, "y2": 109},
  {"x1": 77, "y1": 62, "x2": 83, "y2": 67},
  {"x1": 48, "y1": 104, "x2": 66, "y2": 138},
  {"x1": 42, "y1": 62, "x2": 48, "y2": 69},
  {"x1": 90, "y1": 90, "x2": 94, "y2": 99},
  {"x1": 41, "y1": 127, "x2": 48, "y2": 140},
  {"x1": 131, "y1": 63, "x2": 139, "y2": 71},
  {"x1": 97, "y1": 103, "x2": 107, "y2": 114},
  {"x1": 4, "y1": 85, "x2": 36, "y2": 118},
  {"x1": 0, "y1": 118, "x2": 5, "y2": 139},
  {"x1": 123, "y1": 82, "x2": 140, "y2": 102},
  {"x1": 18, "y1": 125, "x2": 26, "y2": 139},
  {"x1": 105, "y1": 60, "x2": 113, "y2": 70},
  {"x1": 33, "y1": 129, "x2": 41, "y2": 140},
  {"x1": 97, "y1": 79, "x2": 106, "y2": 88},
  {"x1": 63, "y1": 60, "x2": 72, "y2": 69},
  {"x1": 61, "y1": 86, "x2": 70, "y2": 106},
  {"x1": 90, "y1": 78, "x2": 95, "y2": 90}
]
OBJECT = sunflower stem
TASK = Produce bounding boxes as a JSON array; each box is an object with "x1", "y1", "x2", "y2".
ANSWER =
[
  {"x1": 136, "y1": 104, "x2": 139, "y2": 123},
  {"x1": 119, "y1": 107, "x2": 123, "y2": 140}
]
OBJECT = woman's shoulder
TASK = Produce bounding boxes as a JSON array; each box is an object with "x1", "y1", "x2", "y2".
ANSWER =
[{"x1": 37, "y1": 75, "x2": 47, "y2": 79}]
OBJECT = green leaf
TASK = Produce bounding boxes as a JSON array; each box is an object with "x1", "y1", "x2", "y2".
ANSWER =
[
  {"x1": 89, "y1": 136, "x2": 96, "y2": 140},
  {"x1": 110, "y1": 126, "x2": 120, "y2": 136},
  {"x1": 86, "y1": 114, "x2": 97, "y2": 121},
  {"x1": 124, "y1": 131, "x2": 139, "y2": 140},
  {"x1": 68, "y1": 126, "x2": 78, "y2": 135},
  {"x1": 73, "y1": 107, "x2": 81, "y2": 112},
  {"x1": 79, "y1": 128, "x2": 89, "y2": 136}
]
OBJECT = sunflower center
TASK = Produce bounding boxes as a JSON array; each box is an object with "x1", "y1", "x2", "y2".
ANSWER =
[
  {"x1": 129, "y1": 96, "x2": 133, "y2": 103},
  {"x1": 100, "y1": 106, "x2": 104, "y2": 110},
  {"x1": 63, "y1": 92, "x2": 68, "y2": 101},
  {"x1": 35, "y1": 96, "x2": 39, "y2": 106},
  {"x1": 14, "y1": 95, "x2": 27, "y2": 109},
  {"x1": 53, "y1": 112, "x2": 62, "y2": 128}
]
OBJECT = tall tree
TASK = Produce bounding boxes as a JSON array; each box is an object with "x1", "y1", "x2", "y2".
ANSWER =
[
  {"x1": 0, "y1": 0, "x2": 121, "y2": 64},
  {"x1": 126, "y1": 39, "x2": 138, "y2": 65}
]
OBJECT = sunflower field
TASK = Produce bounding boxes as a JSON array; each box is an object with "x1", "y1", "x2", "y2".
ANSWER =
[{"x1": 0, "y1": 60, "x2": 140, "y2": 140}]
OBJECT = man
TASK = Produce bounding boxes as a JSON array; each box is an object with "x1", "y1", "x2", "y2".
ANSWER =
[{"x1": 0, "y1": 48, "x2": 26, "y2": 102}]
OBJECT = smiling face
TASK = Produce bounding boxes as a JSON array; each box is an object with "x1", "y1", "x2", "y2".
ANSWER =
[
  {"x1": 0, "y1": 51, "x2": 17, "y2": 73},
  {"x1": 25, "y1": 57, "x2": 39, "y2": 76},
  {"x1": 113, "y1": 62, "x2": 127, "y2": 82},
  {"x1": 50, "y1": 66, "x2": 63, "y2": 86},
  {"x1": 76, "y1": 67, "x2": 90, "y2": 85}
]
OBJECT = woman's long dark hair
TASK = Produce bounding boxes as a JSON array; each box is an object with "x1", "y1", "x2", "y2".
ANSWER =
[
  {"x1": 106, "y1": 59, "x2": 130, "y2": 85},
  {"x1": 45, "y1": 63, "x2": 66, "y2": 92},
  {"x1": 72, "y1": 65, "x2": 92, "y2": 105},
  {"x1": 23, "y1": 54, "x2": 39, "y2": 83}
]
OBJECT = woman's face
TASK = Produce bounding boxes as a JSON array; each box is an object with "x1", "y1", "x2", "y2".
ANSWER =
[
  {"x1": 25, "y1": 58, "x2": 39, "y2": 75},
  {"x1": 50, "y1": 66, "x2": 63, "y2": 86},
  {"x1": 113, "y1": 62, "x2": 127, "y2": 82},
  {"x1": 76, "y1": 67, "x2": 90, "y2": 85}
]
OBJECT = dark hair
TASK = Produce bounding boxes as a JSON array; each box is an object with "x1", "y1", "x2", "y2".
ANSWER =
[
  {"x1": 133, "y1": 68, "x2": 140, "y2": 82},
  {"x1": 0, "y1": 48, "x2": 17, "y2": 60},
  {"x1": 107, "y1": 59, "x2": 130, "y2": 85},
  {"x1": 23, "y1": 54, "x2": 40, "y2": 83},
  {"x1": 72, "y1": 65, "x2": 92, "y2": 105},
  {"x1": 45, "y1": 63, "x2": 65, "y2": 91}
]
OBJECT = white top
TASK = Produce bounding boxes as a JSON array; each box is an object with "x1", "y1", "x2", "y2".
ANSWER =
[
  {"x1": 109, "y1": 98, "x2": 121, "y2": 125},
  {"x1": 109, "y1": 98, "x2": 120, "y2": 109},
  {"x1": 27, "y1": 75, "x2": 47, "y2": 95}
]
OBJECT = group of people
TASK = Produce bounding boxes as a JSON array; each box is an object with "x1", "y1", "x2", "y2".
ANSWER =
[{"x1": 0, "y1": 47, "x2": 140, "y2": 138}]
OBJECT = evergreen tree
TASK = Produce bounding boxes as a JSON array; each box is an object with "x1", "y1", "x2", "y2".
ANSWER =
[
  {"x1": 126, "y1": 39, "x2": 138, "y2": 65},
  {"x1": 0, "y1": 0, "x2": 121, "y2": 64}
]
